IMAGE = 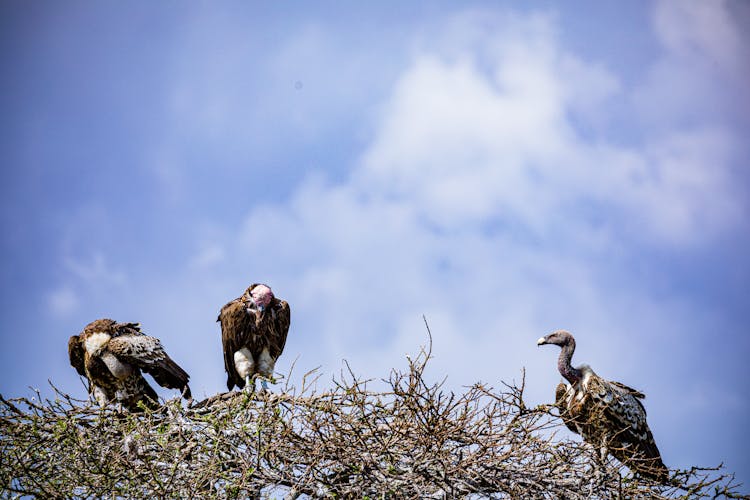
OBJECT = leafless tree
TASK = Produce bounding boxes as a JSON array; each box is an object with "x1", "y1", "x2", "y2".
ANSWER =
[{"x1": 0, "y1": 329, "x2": 743, "y2": 499}]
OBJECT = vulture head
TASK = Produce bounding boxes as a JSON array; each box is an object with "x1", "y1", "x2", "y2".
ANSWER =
[
  {"x1": 537, "y1": 329, "x2": 575, "y2": 348},
  {"x1": 245, "y1": 284, "x2": 275, "y2": 315},
  {"x1": 537, "y1": 329, "x2": 582, "y2": 384}
]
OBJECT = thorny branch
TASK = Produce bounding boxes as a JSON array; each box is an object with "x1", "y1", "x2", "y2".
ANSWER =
[{"x1": 0, "y1": 331, "x2": 744, "y2": 499}]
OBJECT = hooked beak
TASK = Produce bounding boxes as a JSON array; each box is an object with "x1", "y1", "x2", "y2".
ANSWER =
[
  {"x1": 245, "y1": 298, "x2": 257, "y2": 314},
  {"x1": 536, "y1": 336, "x2": 547, "y2": 346},
  {"x1": 246, "y1": 297, "x2": 265, "y2": 313}
]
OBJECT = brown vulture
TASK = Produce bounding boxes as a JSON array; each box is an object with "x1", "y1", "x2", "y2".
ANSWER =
[
  {"x1": 537, "y1": 330, "x2": 669, "y2": 482},
  {"x1": 68, "y1": 319, "x2": 191, "y2": 411},
  {"x1": 218, "y1": 283, "x2": 291, "y2": 391}
]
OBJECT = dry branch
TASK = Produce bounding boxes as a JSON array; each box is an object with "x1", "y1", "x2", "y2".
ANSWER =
[{"x1": 0, "y1": 339, "x2": 743, "y2": 499}]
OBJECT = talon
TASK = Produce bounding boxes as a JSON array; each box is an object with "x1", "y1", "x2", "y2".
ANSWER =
[{"x1": 244, "y1": 375, "x2": 255, "y2": 393}]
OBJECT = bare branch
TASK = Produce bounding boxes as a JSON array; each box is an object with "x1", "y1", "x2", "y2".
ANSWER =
[{"x1": 0, "y1": 331, "x2": 743, "y2": 498}]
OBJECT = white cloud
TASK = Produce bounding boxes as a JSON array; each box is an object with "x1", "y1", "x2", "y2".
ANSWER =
[
  {"x1": 653, "y1": 0, "x2": 743, "y2": 74},
  {"x1": 633, "y1": 0, "x2": 750, "y2": 128},
  {"x1": 47, "y1": 252, "x2": 128, "y2": 320},
  {"x1": 356, "y1": 30, "x2": 739, "y2": 245},
  {"x1": 48, "y1": 286, "x2": 80, "y2": 316},
  {"x1": 189, "y1": 242, "x2": 225, "y2": 269},
  {"x1": 234, "y1": 6, "x2": 745, "y2": 407},
  {"x1": 64, "y1": 252, "x2": 127, "y2": 288}
]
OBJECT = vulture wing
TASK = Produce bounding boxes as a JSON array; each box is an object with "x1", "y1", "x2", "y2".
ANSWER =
[
  {"x1": 555, "y1": 382, "x2": 579, "y2": 434},
  {"x1": 610, "y1": 381, "x2": 646, "y2": 407},
  {"x1": 112, "y1": 322, "x2": 144, "y2": 337},
  {"x1": 107, "y1": 335, "x2": 191, "y2": 398},
  {"x1": 269, "y1": 299, "x2": 291, "y2": 360},
  {"x1": 218, "y1": 298, "x2": 252, "y2": 390},
  {"x1": 67, "y1": 335, "x2": 87, "y2": 377},
  {"x1": 587, "y1": 374, "x2": 667, "y2": 481}
]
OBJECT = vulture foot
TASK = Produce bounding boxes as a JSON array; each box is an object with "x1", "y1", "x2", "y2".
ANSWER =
[{"x1": 243, "y1": 375, "x2": 256, "y2": 394}]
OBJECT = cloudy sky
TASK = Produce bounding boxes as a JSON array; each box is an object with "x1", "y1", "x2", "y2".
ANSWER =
[{"x1": 2, "y1": 0, "x2": 749, "y2": 488}]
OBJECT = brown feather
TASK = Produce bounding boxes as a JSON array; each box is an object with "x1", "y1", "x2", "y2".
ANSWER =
[
  {"x1": 218, "y1": 284, "x2": 291, "y2": 390},
  {"x1": 68, "y1": 318, "x2": 191, "y2": 411},
  {"x1": 67, "y1": 335, "x2": 86, "y2": 377},
  {"x1": 218, "y1": 298, "x2": 250, "y2": 390},
  {"x1": 563, "y1": 368, "x2": 668, "y2": 482},
  {"x1": 554, "y1": 382, "x2": 579, "y2": 435},
  {"x1": 108, "y1": 335, "x2": 191, "y2": 398}
]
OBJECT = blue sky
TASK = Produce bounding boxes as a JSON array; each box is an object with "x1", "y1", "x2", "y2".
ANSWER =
[{"x1": 2, "y1": 0, "x2": 749, "y2": 489}]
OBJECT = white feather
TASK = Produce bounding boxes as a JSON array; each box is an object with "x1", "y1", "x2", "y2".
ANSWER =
[
  {"x1": 257, "y1": 347, "x2": 275, "y2": 378},
  {"x1": 100, "y1": 351, "x2": 134, "y2": 379},
  {"x1": 234, "y1": 348, "x2": 255, "y2": 379},
  {"x1": 84, "y1": 332, "x2": 111, "y2": 355},
  {"x1": 92, "y1": 385, "x2": 108, "y2": 407}
]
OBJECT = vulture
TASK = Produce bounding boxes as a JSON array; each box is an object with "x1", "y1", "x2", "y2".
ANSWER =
[
  {"x1": 68, "y1": 319, "x2": 191, "y2": 411},
  {"x1": 218, "y1": 283, "x2": 290, "y2": 392},
  {"x1": 537, "y1": 330, "x2": 668, "y2": 482}
]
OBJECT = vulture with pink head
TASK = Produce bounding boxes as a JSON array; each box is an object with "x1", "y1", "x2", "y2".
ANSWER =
[
  {"x1": 537, "y1": 330, "x2": 668, "y2": 482},
  {"x1": 218, "y1": 283, "x2": 290, "y2": 392}
]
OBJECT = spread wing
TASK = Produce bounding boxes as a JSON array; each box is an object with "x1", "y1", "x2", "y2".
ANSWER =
[
  {"x1": 68, "y1": 335, "x2": 87, "y2": 377},
  {"x1": 107, "y1": 334, "x2": 191, "y2": 398},
  {"x1": 218, "y1": 298, "x2": 251, "y2": 389},
  {"x1": 268, "y1": 299, "x2": 291, "y2": 360}
]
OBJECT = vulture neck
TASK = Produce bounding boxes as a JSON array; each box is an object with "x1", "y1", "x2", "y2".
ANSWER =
[{"x1": 558, "y1": 341, "x2": 582, "y2": 385}]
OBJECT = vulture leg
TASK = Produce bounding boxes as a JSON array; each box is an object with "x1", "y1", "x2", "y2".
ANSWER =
[
  {"x1": 234, "y1": 348, "x2": 256, "y2": 393},
  {"x1": 600, "y1": 435, "x2": 608, "y2": 465},
  {"x1": 244, "y1": 375, "x2": 255, "y2": 393},
  {"x1": 594, "y1": 435, "x2": 611, "y2": 485},
  {"x1": 93, "y1": 386, "x2": 108, "y2": 407},
  {"x1": 257, "y1": 347, "x2": 275, "y2": 393}
]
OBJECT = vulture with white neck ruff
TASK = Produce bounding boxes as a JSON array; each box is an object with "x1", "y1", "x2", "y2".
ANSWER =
[
  {"x1": 218, "y1": 283, "x2": 290, "y2": 392},
  {"x1": 537, "y1": 330, "x2": 668, "y2": 482},
  {"x1": 68, "y1": 319, "x2": 191, "y2": 411}
]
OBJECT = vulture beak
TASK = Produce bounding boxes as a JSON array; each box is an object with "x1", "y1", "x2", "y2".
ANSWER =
[
  {"x1": 245, "y1": 299, "x2": 256, "y2": 314},
  {"x1": 536, "y1": 336, "x2": 547, "y2": 346},
  {"x1": 257, "y1": 304, "x2": 265, "y2": 313}
]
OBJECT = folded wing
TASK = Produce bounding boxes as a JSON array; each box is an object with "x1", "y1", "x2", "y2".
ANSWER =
[
  {"x1": 584, "y1": 373, "x2": 667, "y2": 481},
  {"x1": 218, "y1": 298, "x2": 252, "y2": 390},
  {"x1": 268, "y1": 299, "x2": 291, "y2": 360},
  {"x1": 67, "y1": 335, "x2": 87, "y2": 377}
]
